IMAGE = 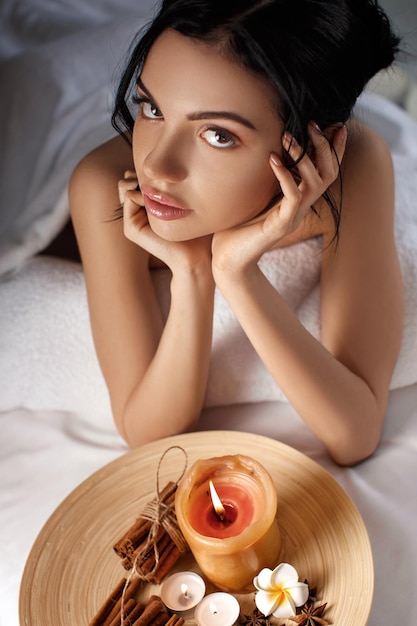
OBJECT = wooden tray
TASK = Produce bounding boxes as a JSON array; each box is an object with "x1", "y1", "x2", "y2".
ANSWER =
[{"x1": 19, "y1": 431, "x2": 374, "y2": 625}]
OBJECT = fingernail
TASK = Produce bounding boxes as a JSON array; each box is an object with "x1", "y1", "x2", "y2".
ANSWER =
[
  {"x1": 309, "y1": 121, "x2": 322, "y2": 133},
  {"x1": 339, "y1": 125, "x2": 348, "y2": 143},
  {"x1": 270, "y1": 152, "x2": 283, "y2": 166},
  {"x1": 282, "y1": 132, "x2": 295, "y2": 150}
]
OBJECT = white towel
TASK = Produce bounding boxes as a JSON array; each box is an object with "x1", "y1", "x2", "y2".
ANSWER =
[
  {"x1": 1, "y1": 94, "x2": 417, "y2": 419},
  {"x1": 206, "y1": 150, "x2": 417, "y2": 404},
  {"x1": 1, "y1": 151, "x2": 416, "y2": 419}
]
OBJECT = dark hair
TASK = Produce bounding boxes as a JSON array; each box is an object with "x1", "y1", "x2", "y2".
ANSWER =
[{"x1": 112, "y1": 0, "x2": 400, "y2": 237}]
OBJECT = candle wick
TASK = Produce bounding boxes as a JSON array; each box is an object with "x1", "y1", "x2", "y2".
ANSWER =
[
  {"x1": 209, "y1": 601, "x2": 218, "y2": 615},
  {"x1": 209, "y1": 481, "x2": 226, "y2": 522},
  {"x1": 180, "y1": 583, "x2": 191, "y2": 600}
]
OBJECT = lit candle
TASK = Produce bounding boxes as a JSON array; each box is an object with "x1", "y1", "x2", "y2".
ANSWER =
[
  {"x1": 175, "y1": 455, "x2": 282, "y2": 593},
  {"x1": 160, "y1": 571, "x2": 206, "y2": 614},
  {"x1": 194, "y1": 592, "x2": 240, "y2": 626}
]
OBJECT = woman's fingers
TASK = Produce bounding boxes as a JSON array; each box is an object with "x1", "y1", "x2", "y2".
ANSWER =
[
  {"x1": 308, "y1": 122, "x2": 347, "y2": 185},
  {"x1": 269, "y1": 123, "x2": 348, "y2": 224},
  {"x1": 123, "y1": 189, "x2": 147, "y2": 239},
  {"x1": 268, "y1": 141, "x2": 310, "y2": 232},
  {"x1": 118, "y1": 169, "x2": 139, "y2": 204},
  {"x1": 119, "y1": 169, "x2": 147, "y2": 244}
]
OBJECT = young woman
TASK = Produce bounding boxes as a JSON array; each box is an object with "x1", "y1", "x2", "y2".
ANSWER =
[{"x1": 69, "y1": 0, "x2": 404, "y2": 465}]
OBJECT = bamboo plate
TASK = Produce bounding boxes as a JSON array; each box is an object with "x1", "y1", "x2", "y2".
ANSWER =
[{"x1": 19, "y1": 431, "x2": 374, "y2": 625}]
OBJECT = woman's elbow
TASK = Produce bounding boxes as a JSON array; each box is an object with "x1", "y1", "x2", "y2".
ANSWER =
[
  {"x1": 114, "y1": 401, "x2": 200, "y2": 449},
  {"x1": 328, "y1": 423, "x2": 381, "y2": 466}
]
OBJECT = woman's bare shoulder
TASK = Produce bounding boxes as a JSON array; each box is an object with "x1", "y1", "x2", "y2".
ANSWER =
[
  {"x1": 69, "y1": 135, "x2": 134, "y2": 223},
  {"x1": 73, "y1": 135, "x2": 133, "y2": 181},
  {"x1": 342, "y1": 120, "x2": 393, "y2": 189}
]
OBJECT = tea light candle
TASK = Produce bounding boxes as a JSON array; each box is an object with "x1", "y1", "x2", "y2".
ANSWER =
[
  {"x1": 160, "y1": 571, "x2": 206, "y2": 613},
  {"x1": 175, "y1": 455, "x2": 282, "y2": 593},
  {"x1": 194, "y1": 592, "x2": 240, "y2": 626}
]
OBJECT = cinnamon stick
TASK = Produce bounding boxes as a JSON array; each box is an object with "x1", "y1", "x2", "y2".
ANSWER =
[
  {"x1": 123, "y1": 601, "x2": 145, "y2": 625},
  {"x1": 130, "y1": 596, "x2": 165, "y2": 626},
  {"x1": 114, "y1": 483, "x2": 177, "y2": 558},
  {"x1": 107, "y1": 597, "x2": 137, "y2": 626},
  {"x1": 152, "y1": 543, "x2": 181, "y2": 584},
  {"x1": 138, "y1": 530, "x2": 172, "y2": 575},
  {"x1": 120, "y1": 526, "x2": 165, "y2": 572},
  {"x1": 88, "y1": 578, "x2": 126, "y2": 626},
  {"x1": 165, "y1": 616, "x2": 185, "y2": 626},
  {"x1": 114, "y1": 519, "x2": 152, "y2": 558},
  {"x1": 105, "y1": 577, "x2": 142, "y2": 625},
  {"x1": 151, "y1": 612, "x2": 170, "y2": 626},
  {"x1": 122, "y1": 556, "x2": 133, "y2": 570},
  {"x1": 90, "y1": 481, "x2": 188, "y2": 625}
]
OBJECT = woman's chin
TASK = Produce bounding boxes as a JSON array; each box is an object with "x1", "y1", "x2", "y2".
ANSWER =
[{"x1": 148, "y1": 220, "x2": 208, "y2": 242}]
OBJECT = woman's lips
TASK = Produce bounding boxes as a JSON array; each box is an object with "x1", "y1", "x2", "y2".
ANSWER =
[{"x1": 141, "y1": 186, "x2": 192, "y2": 221}]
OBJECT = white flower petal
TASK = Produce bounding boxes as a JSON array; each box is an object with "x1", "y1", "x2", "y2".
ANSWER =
[
  {"x1": 253, "y1": 568, "x2": 274, "y2": 591},
  {"x1": 254, "y1": 590, "x2": 280, "y2": 617},
  {"x1": 271, "y1": 563, "x2": 299, "y2": 588},
  {"x1": 271, "y1": 593, "x2": 296, "y2": 619},
  {"x1": 283, "y1": 581, "x2": 309, "y2": 608}
]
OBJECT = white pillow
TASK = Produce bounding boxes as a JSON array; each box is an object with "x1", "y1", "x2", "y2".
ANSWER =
[{"x1": 0, "y1": 14, "x2": 151, "y2": 277}]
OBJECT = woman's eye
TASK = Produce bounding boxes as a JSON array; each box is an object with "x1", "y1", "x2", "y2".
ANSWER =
[
  {"x1": 202, "y1": 128, "x2": 237, "y2": 148},
  {"x1": 139, "y1": 100, "x2": 163, "y2": 120}
]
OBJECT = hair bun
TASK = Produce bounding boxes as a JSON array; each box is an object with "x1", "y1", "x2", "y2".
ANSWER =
[{"x1": 349, "y1": 0, "x2": 401, "y2": 77}]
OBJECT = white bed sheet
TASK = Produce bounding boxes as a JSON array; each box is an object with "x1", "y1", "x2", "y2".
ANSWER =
[
  {"x1": 1, "y1": 1, "x2": 417, "y2": 625},
  {"x1": 1, "y1": 384, "x2": 417, "y2": 626}
]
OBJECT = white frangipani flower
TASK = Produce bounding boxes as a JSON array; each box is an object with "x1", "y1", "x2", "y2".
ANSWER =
[{"x1": 253, "y1": 563, "x2": 309, "y2": 619}]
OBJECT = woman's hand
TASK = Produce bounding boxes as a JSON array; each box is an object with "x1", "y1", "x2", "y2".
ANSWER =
[
  {"x1": 212, "y1": 123, "x2": 348, "y2": 276},
  {"x1": 119, "y1": 170, "x2": 213, "y2": 272}
]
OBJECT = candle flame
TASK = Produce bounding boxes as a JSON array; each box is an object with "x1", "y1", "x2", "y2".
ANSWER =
[
  {"x1": 181, "y1": 583, "x2": 189, "y2": 598},
  {"x1": 209, "y1": 480, "x2": 226, "y2": 520},
  {"x1": 209, "y1": 601, "x2": 218, "y2": 615}
]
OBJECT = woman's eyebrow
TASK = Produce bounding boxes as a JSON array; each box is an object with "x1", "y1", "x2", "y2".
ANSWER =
[
  {"x1": 136, "y1": 77, "x2": 155, "y2": 101},
  {"x1": 137, "y1": 77, "x2": 257, "y2": 131},
  {"x1": 136, "y1": 77, "x2": 156, "y2": 104},
  {"x1": 187, "y1": 110, "x2": 257, "y2": 130}
]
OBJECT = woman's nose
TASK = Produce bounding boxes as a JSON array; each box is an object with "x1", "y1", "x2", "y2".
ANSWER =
[{"x1": 142, "y1": 130, "x2": 188, "y2": 183}]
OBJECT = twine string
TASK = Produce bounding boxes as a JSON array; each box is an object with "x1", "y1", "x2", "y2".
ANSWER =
[
  {"x1": 119, "y1": 446, "x2": 189, "y2": 624},
  {"x1": 134, "y1": 445, "x2": 189, "y2": 573},
  {"x1": 156, "y1": 445, "x2": 189, "y2": 497}
]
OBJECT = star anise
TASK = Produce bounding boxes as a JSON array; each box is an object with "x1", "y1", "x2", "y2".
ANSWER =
[
  {"x1": 239, "y1": 608, "x2": 271, "y2": 626},
  {"x1": 305, "y1": 582, "x2": 317, "y2": 604},
  {"x1": 287, "y1": 602, "x2": 329, "y2": 626}
]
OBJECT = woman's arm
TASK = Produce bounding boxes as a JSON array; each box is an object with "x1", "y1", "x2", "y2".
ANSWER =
[
  {"x1": 212, "y1": 125, "x2": 404, "y2": 466},
  {"x1": 70, "y1": 136, "x2": 215, "y2": 447}
]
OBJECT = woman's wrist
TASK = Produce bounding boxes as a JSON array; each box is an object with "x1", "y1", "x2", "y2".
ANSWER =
[
  {"x1": 170, "y1": 259, "x2": 215, "y2": 305},
  {"x1": 212, "y1": 254, "x2": 259, "y2": 291}
]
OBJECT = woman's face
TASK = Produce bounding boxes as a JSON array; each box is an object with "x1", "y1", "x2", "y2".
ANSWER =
[{"x1": 132, "y1": 29, "x2": 283, "y2": 241}]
